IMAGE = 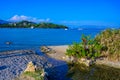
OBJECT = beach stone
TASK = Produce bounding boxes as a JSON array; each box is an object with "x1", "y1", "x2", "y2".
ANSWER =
[
  {"x1": 40, "y1": 46, "x2": 50, "y2": 53},
  {"x1": 78, "y1": 58, "x2": 94, "y2": 66},
  {"x1": 24, "y1": 61, "x2": 36, "y2": 72},
  {"x1": 64, "y1": 56, "x2": 74, "y2": 62},
  {"x1": 40, "y1": 46, "x2": 56, "y2": 54}
]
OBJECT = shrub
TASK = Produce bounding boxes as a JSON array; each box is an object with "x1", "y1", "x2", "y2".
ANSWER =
[
  {"x1": 66, "y1": 35, "x2": 103, "y2": 60},
  {"x1": 95, "y1": 29, "x2": 120, "y2": 61}
]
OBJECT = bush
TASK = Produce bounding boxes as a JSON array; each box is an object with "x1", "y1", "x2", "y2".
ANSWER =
[
  {"x1": 66, "y1": 35, "x2": 103, "y2": 60},
  {"x1": 95, "y1": 29, "x2": 120, "y2": 61}
]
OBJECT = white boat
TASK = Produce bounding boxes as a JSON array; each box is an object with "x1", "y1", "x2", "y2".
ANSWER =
[
  {"x1": 65, "y1": 28, "x2": 68, "y2": 30},
  {"x1": 31, "y1": 26, "x2": 34, "y2": 29}
]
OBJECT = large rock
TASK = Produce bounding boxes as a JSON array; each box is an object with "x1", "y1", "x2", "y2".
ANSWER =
[
  {"x1": 63, "y1": 56, "x2": 75, "y2": 62},
  {"x1": 78, "y1": 58, "x2": 94, "y2": 66},
  {"x1": 24, "y1": 61, "x2": 36, "y2": 72},
  {"x1": 40, "y1": 46, "x2": 56, "y2": 54}
]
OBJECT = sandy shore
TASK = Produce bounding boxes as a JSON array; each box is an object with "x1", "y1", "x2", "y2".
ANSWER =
[
  {"x1": 45, "y1": 45, "x2": 68, "y2": 61},
  {"x1": 43, "y1": 45, "x2": 120, "y2": 68},
  {"x1": 48, "y1": 45, "x2": 68, "y2": 54}
]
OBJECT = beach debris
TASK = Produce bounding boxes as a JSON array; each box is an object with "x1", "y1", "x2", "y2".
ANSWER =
[{"x1": 24, "y1": 61, "x2": 36, "y2": 72}]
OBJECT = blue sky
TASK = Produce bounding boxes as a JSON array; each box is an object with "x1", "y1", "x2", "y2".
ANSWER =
[{"x1": 0, "y1": 0, "x2": 120, "y2": 27}]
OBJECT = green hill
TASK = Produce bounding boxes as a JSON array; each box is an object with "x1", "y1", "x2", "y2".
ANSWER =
[{"x1": 0, "y1": 20, "x2": 68, "y2": 29}]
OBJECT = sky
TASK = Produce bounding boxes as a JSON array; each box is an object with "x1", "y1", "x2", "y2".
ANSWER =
[{"x1": 0, "y1": 0, "x2": 120, "y2": 27}]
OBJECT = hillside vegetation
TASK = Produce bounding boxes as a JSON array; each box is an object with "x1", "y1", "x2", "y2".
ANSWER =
[{"x1": 0, "y1": 20, "x2": 68, "y2": 29}]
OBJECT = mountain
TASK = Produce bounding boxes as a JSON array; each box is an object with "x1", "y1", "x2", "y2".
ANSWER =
[
  {"x1": 0, "y1": 20, "x2": 8, "y2": 24},
  {"x1": 0, "y1": 20, "x2": 68, "y2": 29}
]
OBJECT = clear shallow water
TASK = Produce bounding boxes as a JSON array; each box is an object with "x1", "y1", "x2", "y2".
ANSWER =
[{"x1": 0, "y1": 28, "x2": 102, "y2": 52}]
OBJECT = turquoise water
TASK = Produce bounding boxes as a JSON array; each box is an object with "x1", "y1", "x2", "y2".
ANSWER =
[{"x1": 0, "y1": 28, "x2": 102, "y2": 52}]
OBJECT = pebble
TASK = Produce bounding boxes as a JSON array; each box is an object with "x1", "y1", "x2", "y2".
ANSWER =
[
  {"x1": 0, "y1": 50, "x2": 51, "y2": 80},
  {"x1": 0, "y1": 49, "x2": 71, "y2": 80}
]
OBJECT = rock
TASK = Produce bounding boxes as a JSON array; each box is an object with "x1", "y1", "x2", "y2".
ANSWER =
[
  {"x1": 40, "y1": 46, "x2": 49, "y2": 53},
  {"x1": 41, "y1": 69, "x2": 49, "y2": 80},
  {"x1": 81, "y1": 58, "x2": 86, "y2": 61},
  {"x1": 78, "y1": 58, "x2": 94, "y2": 66},
  {"x1": 5, "y1": 41, "x2": 12, "y2": 45},
  {"x1": 0, "y1": 50, "x2": 52, "y2": 80},
  {"x1": 63, "y1": 56, "x2": 74, "y2": 62},
  {"x1": 40, "y1": 46, "x2": 55, "y2": 54},
  {"x1": 24, "y1": 61, "x2": 36, "y2": 72}
]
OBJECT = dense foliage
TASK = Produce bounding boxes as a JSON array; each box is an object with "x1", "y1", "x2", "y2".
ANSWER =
[
  {"x1": 66, "y1": 29, "x2": 120, "y2": 61},
  {"x1": 66, "y1": 35, "x2": 103, "y2": 59},
  {"x1": 0, "y1": 20, "x2": 68, "y2": 29},
  {"x1": 95, "y1": 29, "x2": 120, "y2": 61}
]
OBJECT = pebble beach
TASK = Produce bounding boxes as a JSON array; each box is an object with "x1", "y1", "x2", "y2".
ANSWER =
[{"x1": 0, "y1": 50, "x2": 51, "y2": 80}]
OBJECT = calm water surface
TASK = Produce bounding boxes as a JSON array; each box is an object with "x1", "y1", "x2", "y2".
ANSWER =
[{"x1": 0, "y1": 28, "x2": 102, "y2": 52}]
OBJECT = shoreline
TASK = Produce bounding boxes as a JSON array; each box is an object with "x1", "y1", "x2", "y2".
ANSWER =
[
  {"x1": 41, "y1": 45, "x2": 120, "y2": 69},
  {"x1": 0, "y1": 45, "x2": 120, "y2": 79},
  {"x1": 1, "y1": 45, "x2": 120, "y2": 69},
  {"x1": 41, "y1": 45, "x2": 68, "y2": 61}
]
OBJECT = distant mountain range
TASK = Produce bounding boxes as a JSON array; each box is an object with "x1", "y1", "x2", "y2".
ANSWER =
[
  {"x1": 0, "y1": 19, "x2": 8, "y2": 24},
  {"x1": 69, "y1": 25, "x2": 119, "y2": 30}
]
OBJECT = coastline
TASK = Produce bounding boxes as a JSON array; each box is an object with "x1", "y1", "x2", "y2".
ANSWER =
[
  {"x1": 0, "y1": 45, "x2": 120, "y2": 79},
  {"x1": 42, "y1": 45, "x2": 120, "y2": 69}
]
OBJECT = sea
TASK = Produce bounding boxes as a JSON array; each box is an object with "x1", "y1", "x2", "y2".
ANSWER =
[{"x1": 0, "y1": 28, "x2": 103, "y2": 52}]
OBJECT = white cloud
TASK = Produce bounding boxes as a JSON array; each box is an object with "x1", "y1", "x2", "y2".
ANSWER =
[
  {"x1": 9, "y1": 15, "x2": 50, "y2": 23},
  {"x1": 9, "y1": 15, "x2": 28, "y2": 21}
]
